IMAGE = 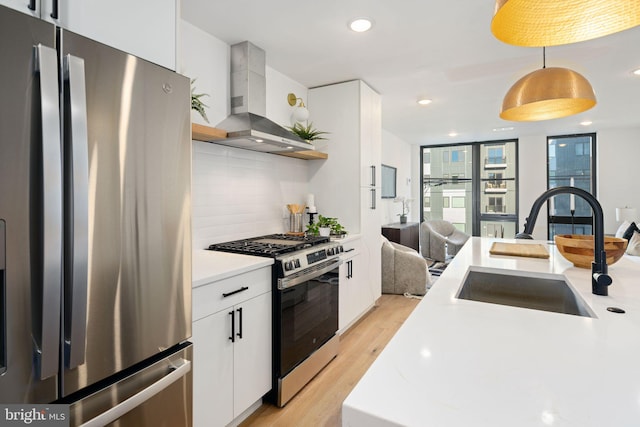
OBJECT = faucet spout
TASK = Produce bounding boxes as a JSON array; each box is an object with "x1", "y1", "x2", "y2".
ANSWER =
[{"x1": 516, "y1": 186, "x2": 611, "y2": 296}]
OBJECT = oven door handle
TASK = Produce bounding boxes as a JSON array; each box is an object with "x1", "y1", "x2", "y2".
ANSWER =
[{"x1": 278, "y1": 259, "x2": 342, "y2": 290}]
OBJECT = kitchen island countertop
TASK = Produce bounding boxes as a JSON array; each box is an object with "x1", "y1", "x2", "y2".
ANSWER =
[
  {"x1": 192, "y1": 249, "x2": 273, "y2": 288},
  {"x1": 343, "y1": 237, "x2": 640, "y2": 427}
]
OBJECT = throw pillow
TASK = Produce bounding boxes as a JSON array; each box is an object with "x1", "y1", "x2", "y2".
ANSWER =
[
  {"x1": 627, "y1": 231, "x2": 640, "y2": 256},
  {"x1": 616, "y1": 220, "x2": 631, "y2": 238},
  {"x1": 622, "y1": 222, "x2": 640, "y2": 242}
]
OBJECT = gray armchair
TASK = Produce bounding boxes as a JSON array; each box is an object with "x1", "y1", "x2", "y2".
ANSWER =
[
  {"x1": 381, "y1": 236, "x2": 431, "y2": 295},
  {"x1": 420, "y1": 220, "x2": 470, "y2": 262}
]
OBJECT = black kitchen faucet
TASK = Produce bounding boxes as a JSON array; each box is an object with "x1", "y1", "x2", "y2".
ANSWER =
[{"x1": 516, "y1": 186, "x2": 612, "y2": 296}]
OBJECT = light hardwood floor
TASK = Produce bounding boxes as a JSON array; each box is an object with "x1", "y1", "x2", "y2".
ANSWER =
[{"x1": 240, "y1": 294, "x2": 421, "y2": 427}]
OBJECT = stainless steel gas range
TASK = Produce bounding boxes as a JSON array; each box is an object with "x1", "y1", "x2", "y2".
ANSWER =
[{"x1": 208, "y1": 234, "x2": 343, "y2": 406}]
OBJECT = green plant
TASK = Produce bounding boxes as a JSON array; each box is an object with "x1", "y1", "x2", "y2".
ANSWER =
[
  {"x1": 306, "y1": 215, "x2": 346, "y2": 235},
  {"x1": 191, "y1": 79, "x2": 209, "y2": 123},
  {"x1": 287, "y1": 122, "x2": 329, "y2": 142}
]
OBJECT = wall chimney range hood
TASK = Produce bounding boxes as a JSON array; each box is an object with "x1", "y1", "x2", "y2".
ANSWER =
[{"x1": 214, "y1": 41, "x2": 313, "y2": 153}]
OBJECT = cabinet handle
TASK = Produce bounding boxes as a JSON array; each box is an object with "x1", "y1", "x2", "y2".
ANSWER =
[
  {"x1": 370, "y1": 165, "x2": 376, "y2": 187},
  {"x1": 28, "y1": 0, "x2": 36, "y2": 11},
  {"x1": 236, "y1": 308, "x2": 243, "y2": 339},
  {"x1": 51, "y1": 0, "x2": 58, "y2": 19},
  {"x1": 222, "y1": 286, "x2": 248, "y2": 298},
  {"x1": 228, "y1": 311, "x2": 235, "y2": 343},
  {"x1": 347, "y1": 260, "x2": 353, "y2": 279},
  {"x1": 370, "y1": 188, "x2": 376, "y2": 210}
]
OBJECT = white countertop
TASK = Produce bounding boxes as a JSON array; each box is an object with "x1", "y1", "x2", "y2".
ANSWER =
[
  {"x1": 343, "y1": 237, "x2": 640, "y2": 427},
  {"x1": 192, "y1": 249, "x2": 273, "y2": 288}
]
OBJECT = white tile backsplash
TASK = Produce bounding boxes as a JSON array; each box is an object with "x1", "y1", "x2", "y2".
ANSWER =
[{"x1": 191, "y1": 140, "x2": 310, "y2": 250}]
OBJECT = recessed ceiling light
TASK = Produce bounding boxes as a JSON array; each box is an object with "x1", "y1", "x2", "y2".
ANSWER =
[
  {"x1": 633, "y1": 68, "x2": 640, "y2": 76},
  {"x1": 448, "y1": 132, "x2": 458, "y2": 137},
  {"x1": 580, "y1": 120, "x2": 593, "y2": 126},
  {"x1": 417, "y1": 98, "x2": 432, "y2": 106},
  {"x1": 492, "y1": 126, "x2": 514, "y2": 132},
  {"x1": 349, "y1": 18, "x2": 373, "y2": 32}
]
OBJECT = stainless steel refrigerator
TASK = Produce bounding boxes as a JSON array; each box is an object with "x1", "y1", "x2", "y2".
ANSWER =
[{"x1": 0, "y1": 5, "x2": 192, "y2": 426}]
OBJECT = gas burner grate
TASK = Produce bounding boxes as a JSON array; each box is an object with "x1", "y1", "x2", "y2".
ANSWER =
[{"x1": 207, "y1": 234, "x2": 330, "y2": 257}]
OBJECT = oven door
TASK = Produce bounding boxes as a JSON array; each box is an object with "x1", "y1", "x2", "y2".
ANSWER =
[{"x1": 276, "y1": 259, "x2": 341, "y2": 377}]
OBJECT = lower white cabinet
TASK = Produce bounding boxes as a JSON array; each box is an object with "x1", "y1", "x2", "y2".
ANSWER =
[
  {"x1": 192, "y1": 267, "x2": 272, "y2": 427},
  {"x1": 339, "y1": 237, "x2": 375, "y2": 333}
]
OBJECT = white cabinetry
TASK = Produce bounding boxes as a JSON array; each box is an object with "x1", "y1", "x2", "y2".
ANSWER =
[
  {"x1": 192, "y1": 267, "x2": 272, "y2": 427},
  {"x1": 339, "y1": 237, "x2": 375, "y2": 333},
  {"x1": 309, "y1": 79, "x2": 382, "y2": 333},
  {"x1": 0, "y1": 0, "x2": 176, "y2": 70}
]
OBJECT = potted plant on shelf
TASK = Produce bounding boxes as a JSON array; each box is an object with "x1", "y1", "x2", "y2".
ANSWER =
[
  {"x1": 306, "y1": 215, "x2": 346, "y2": 237},
  {"x1": 394, "y1": 197, "x2": 412, "y2": 224},
  {"x1": 287, "y1": 122, "x2": 329, "y2": 144},
  {"x1": 191, "y1": 79, "x2": 209, "y2": 123}
]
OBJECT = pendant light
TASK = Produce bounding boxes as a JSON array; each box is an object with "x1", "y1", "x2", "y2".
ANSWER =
[
  {"x1": 500, "y1": 48, "x2": 596, "y2": 122},
  {"x1": 492, "y1": 0, "x2": 640, "y2": 47}
]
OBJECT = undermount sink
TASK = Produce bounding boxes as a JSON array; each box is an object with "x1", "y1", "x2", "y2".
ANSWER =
[{"x1": 457, "y1": 268, "x2": 595, "y2": 318}]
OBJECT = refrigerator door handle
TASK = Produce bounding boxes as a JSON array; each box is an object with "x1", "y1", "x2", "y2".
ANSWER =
[
  {"x1": 35, "y1": 44, "x2": 63, "y2": 380},
  {"x1": 78, "y1": 359, "x2": 192, "y2": 427},
  {"x1": 63, "y1": 54, "x2": 90, "y2": 370}
]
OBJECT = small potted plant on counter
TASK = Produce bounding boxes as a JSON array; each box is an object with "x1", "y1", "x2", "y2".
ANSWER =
[{"x1": 306, "y1": 215, "x2": 346, "y2": 237}]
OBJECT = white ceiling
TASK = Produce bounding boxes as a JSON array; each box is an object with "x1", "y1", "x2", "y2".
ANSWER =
[{"x1": 181, "y1": 1, "x2": 640, "y2": 146}]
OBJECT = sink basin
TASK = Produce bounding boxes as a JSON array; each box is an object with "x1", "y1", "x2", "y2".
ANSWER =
[{"x1": 457, "y1": 268, "x2": 594, "y2": 318}]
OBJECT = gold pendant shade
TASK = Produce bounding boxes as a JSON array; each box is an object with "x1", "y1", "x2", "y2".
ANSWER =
[
  {"x1": 500, "y1": 67, "x2": 596, "y2": 122},
  {"x1": 492, "y1": 0, "x2": 640, "y2": 47}
]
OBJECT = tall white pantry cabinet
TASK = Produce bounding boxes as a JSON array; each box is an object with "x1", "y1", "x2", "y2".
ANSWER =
[
  {"x1": 0, "y1": 0, "x2": 176, "y2": 70},
  {"x1": 308, "y1": 79, "x2": 383, "y2": 332}
]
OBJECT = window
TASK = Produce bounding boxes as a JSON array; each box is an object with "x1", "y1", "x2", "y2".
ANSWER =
[
  {"x1": 452, "y1": 149, "x2": 465, "y2": 163},
  {"x1": 487, "y1": 146, "x2": 504, "y2": 164},
  {"x1": 547, "y1": 134, "x2": 596, "y2": 239},
  {"x1": 421, "y1": 140, "x2": 518, "y2": 237},
  {"x1": 488, "y1": 196, "x2": 504, "y2": 213}
]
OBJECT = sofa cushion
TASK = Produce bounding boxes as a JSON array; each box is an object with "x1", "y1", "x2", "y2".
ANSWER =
[
  {"x1": 622, "y1": 222, "x2": 640, "y2": 241},
  {"x1": 627, "y1": 231, "x2": 640, "y2": 256},
  {"x1": 615, "y1": 220, "x2": 631, "y2": 238}
]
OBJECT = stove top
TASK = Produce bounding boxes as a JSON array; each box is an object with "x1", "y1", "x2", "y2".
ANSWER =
[{"x1": 207, "y1": 234, "x2": 330, "y2": 257}]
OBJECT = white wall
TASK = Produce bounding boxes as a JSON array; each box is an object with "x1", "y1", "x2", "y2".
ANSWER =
[
  {"x1": 381, "y1": 130, "x2": 415, "y2": 224},
  {"x1": 597, "y1": 127, "x2": 640, "y2": 233},
  {"x1": 180, "y1": 20, "x2": 312, "y2": 249}
]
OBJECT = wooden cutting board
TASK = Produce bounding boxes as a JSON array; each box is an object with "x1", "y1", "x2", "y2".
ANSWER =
[{"x1": 489, "y1": 242, "x2": 549, "y2": 259}]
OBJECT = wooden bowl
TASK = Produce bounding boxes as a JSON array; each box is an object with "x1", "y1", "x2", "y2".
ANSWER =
[{"x1": 554, "y1": 234, "x2": 628, "y2": 269}]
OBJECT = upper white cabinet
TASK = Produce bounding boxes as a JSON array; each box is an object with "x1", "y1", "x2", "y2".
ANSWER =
[
  {"x1": 1, "y1": 0, "x2": 176, "y2": 70},
  {"x1": 308, "y1": 80, "x2": 383, "y2": 330},
  {"x1": 0, "y1": 0, "x2": 39, "y2": 17}
]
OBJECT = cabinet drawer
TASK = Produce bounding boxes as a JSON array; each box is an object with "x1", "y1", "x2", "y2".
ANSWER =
[
  {"x1": 341, "y1": 237, "x2": 362, "y2": 260},
  {"x1": 193, "y1": 267, "x2": 271, "y2": 322}
]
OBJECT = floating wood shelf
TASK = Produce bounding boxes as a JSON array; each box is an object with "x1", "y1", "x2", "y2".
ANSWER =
[
  {"x1": 192, "y1": 123, "x2": 227, "y2": 141},
  {"x1": 279, "y1": 150, "x2": 328, "y2": 160},
  {"x1": 191, "y1": 123, "x2": 328, "y2": 160}
]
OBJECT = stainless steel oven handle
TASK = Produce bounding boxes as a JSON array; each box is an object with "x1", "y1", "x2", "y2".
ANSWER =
[{"x1": 278, "y1": 259, "x2": 342, "y2": 290}]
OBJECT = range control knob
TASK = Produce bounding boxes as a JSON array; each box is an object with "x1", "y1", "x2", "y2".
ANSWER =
[
  {"x1": 327, "y1": 247, "x2": 335, "y2": 256},
  {"x1": 294, "y1": 259, "x2": 301, "y2": 268},
  {"x1": 284, "y1": 261, "x2": 294, "y2": 271},
  {"x1": 337, "y1": 245, "x2": 344, "y2": 253}
]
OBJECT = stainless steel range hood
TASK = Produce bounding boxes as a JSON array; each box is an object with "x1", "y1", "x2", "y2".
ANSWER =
[{"x1": 214, "y1": 41, "x2": 313, "y2": 153}]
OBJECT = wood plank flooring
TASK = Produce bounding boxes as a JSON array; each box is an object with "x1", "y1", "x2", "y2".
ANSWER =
[{"x1": 240, "y1": 294, "x2": 420, "y2": 427}]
